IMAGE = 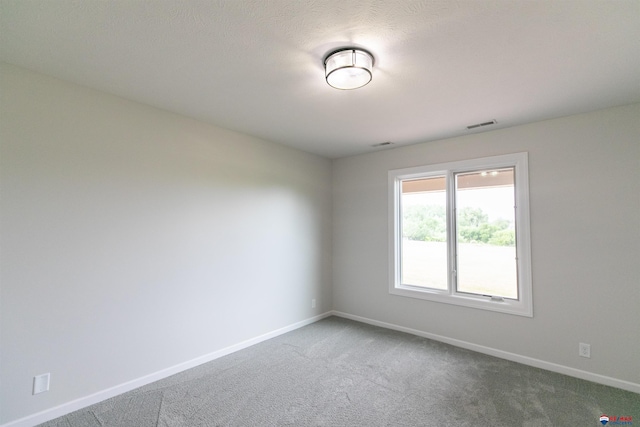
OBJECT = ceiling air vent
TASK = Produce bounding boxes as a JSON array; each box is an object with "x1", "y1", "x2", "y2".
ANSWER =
[
  {"x1": 466, "y1": 120, "x2": 497, "y2": 130},
  {"x1": 371, "y1": 141, "x2": 394, "y2": 148}
]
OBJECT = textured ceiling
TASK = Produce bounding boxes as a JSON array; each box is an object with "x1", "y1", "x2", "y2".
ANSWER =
[{"x1": 1, "y1": 0, "x2": 639, "y2": 158}]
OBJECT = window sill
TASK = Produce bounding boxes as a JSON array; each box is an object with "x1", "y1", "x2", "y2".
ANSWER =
[{"x1": 390, "y1": 284, "x2": 533, "y2": 317}]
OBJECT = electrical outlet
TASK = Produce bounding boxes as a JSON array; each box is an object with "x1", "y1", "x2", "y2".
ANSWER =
[
  {"x1": 311, "y1": 299, "x2": 316, "y2": 308},
  {"x1": 33, "y1": 373, "x2": 50, "y2": 395},
  {"x1": 579, "y1": 343, "x2": 591, "y2": 358}
]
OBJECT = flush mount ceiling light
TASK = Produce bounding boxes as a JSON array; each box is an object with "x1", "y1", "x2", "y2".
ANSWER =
[{"x1": 324, "y1": 48, "x2": 374, "y2": 90}]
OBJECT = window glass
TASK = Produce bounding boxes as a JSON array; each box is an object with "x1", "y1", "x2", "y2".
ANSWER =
[
  {"x1": 401, "y1": 176, "x2": 447, "y2": 289},
  {"x1": 455, "y1": 168, "x2": 517, "y2": 299}
]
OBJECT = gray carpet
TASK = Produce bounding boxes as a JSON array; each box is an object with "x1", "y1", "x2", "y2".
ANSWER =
[{"x1": 40, "y1": 317, "x2": 639, "y2": 426}]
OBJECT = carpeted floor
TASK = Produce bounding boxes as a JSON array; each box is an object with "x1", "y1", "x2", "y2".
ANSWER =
[{"x1": 40, "y1": 316, "x2": 639, "y2": 426}]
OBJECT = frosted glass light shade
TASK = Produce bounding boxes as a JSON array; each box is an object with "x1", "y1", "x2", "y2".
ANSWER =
[{"x1": 324, "y1": 48, "x2": 373, "y2": 90}]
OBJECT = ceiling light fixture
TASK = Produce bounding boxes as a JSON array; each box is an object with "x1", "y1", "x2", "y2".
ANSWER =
[{"x1": 324, "y1": 48, "x2": 374, "y2": 90}]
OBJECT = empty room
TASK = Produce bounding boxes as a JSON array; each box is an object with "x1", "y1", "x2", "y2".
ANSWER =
[{"x1": 1, "y1": 1, "x2": 639, "y2": 426}]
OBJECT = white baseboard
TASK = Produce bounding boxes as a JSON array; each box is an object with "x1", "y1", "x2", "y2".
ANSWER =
[
  {"x1": 331, "y1": 310, "x2": 640, "y2": 394},
  {"x1": 1, "y1": 312, "x2": 333, "y2": 427}
]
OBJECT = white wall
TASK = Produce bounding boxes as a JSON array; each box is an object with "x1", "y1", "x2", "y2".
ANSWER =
[
  {"x1": 0, "y1": 63, "x2": 332, "y2": 424},
  {"x1": 333, "y1": 104, "x2": 640, "y2": 386}
]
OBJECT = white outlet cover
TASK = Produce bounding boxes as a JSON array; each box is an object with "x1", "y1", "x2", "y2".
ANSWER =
[
  {"x1": 33, "y1": 373, "x2": 50, "y2": 394},
  {"x1": 579, "y1": 343, "x2": 591, "y2": 358}
]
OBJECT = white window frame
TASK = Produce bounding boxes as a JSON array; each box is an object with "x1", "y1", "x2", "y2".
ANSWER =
[{"x1": 388, "y1": 152, "x2": 533, "y2": 317}]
